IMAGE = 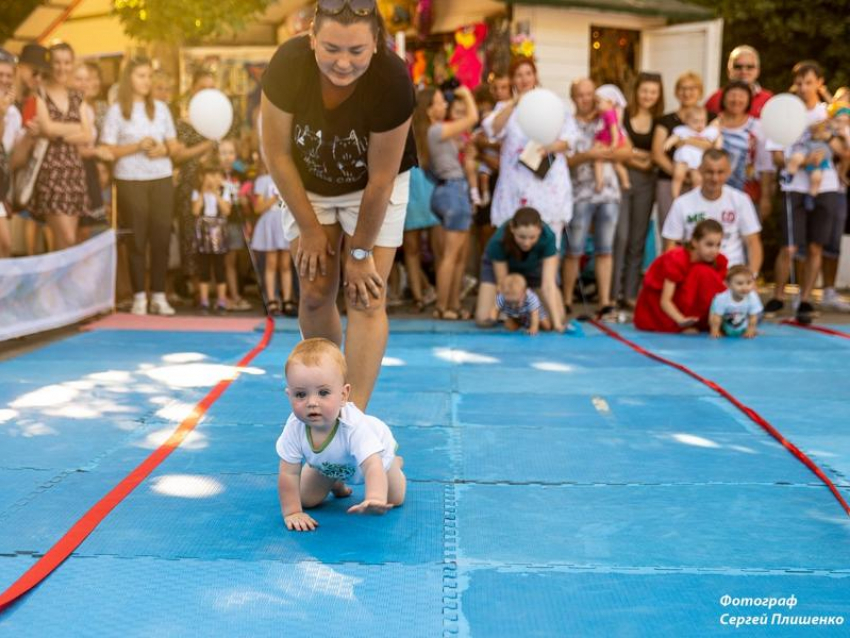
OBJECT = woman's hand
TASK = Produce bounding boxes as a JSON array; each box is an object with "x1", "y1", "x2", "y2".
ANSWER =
[
  {"x1": 0, "y1": 87, "x2": 15, "y2": 117},
  {"x1": 284, "y1": 511, "x2": 318, "y2": 531},
  {"x1": 25, "y1": 119, "x2": 42, "y2": 138},
  {"x1": 296, "y1": 227, "x2": 335, "y2": 281},
  {"x1": 139, "y1": 137, "x2": 156, "y2": 152},
  {"x1": 94, "y1": 146, "x2": 114, "y2": 162},
  {"x1": 347, "y1": 499, "x2": 394, "y2": 515},
  {"x1": 146, "y1": 142, "x2": 168, "y2": 159},
  {"x1": 677, "y1": 316, "x2": 699, "y2": 328},
  {"x1": 344, "y1": 255, "x2": 383, "y2": 308}
]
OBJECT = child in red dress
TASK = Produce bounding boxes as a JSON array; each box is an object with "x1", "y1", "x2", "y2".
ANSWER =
[{"x1": 634, "y1": 219, "x2": 727, "y2": 333}]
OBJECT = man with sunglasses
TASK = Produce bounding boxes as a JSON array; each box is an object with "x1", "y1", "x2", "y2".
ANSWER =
[
  {"x1": 262, "y1": 0, "x2": 416, "y2": 410},
  {"x1": 706, "y1": 46, "x2": 774, "y2": 118}
]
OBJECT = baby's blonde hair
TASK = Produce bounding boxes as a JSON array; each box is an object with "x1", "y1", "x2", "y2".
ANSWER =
[
  {"x1": 501, "y1": 273, "x2": 528, "y2": 294},
  {"x1": 285, "y1": 338, "x2": 347, "y2": 381},
  {"x1": 726, "y1": 264, "x2": 754, "y2": 283}
]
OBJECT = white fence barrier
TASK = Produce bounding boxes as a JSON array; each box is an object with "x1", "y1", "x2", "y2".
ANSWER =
[{"x1": 0, "y1": 230, "x2": 116, "y2": 342}]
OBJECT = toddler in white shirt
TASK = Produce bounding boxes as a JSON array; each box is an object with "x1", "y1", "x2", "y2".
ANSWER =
[{"x1": 276, "y1": 338, "x2": 406, "y2": 532}]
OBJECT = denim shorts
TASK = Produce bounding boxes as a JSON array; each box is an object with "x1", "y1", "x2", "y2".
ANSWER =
[
  {"x1": 565, "y1": 201, "x2": 619, "y2": 257},
  {"x1": 431, "y1": 179, "x2": 472, "y2": 232}
]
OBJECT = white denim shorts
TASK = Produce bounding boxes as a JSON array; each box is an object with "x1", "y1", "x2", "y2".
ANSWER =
[{"x1": 281, "y1": 170, "x2": 411, "y2": 248}]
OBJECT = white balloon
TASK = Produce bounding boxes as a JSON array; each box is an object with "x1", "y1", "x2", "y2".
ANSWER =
[
  {"x1": 760, "y1": 93, "x2": 807, "y2": 147},
  {"x1": 515, "y1": 88, "x2": 565, "y2": 146},
  {"x1": 188, "y1": 89, "x2": 234, "y2": 141}
]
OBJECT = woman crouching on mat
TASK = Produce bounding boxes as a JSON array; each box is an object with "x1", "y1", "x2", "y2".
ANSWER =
[
  {"x1": 474, "y1": 206, "x2": 567, "y2": 332},
  {"x1": 634, "y1": 219, "x2": 727, "y2": 334}
]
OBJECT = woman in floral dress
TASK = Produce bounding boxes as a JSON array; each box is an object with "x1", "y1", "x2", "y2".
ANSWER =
[{"x1": 32, "y1": 43, "x2": 92, "y2": 250}]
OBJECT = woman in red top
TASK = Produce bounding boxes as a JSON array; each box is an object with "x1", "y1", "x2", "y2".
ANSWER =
[{"x1": 634, "y1": 219, "x2": 727, "y2": 333}]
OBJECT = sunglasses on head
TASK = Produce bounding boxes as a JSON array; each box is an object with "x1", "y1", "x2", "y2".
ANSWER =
[
  {"x1": 0, "y1": 50, "x2": 17, "y2": 65},
  {"x1": 316, "y1": 0, "x2": 376, "y2": 16},
  {"x1": 733, "y1": 63, "x2": 757, "y2": 70}
]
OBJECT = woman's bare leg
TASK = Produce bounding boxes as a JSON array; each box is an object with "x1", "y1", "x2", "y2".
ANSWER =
[
  {"x1": 46, "y1": 215, "x2": 78, "y2": 251},
  {"x1": 279, "y1": 250, "x2": 293, "y2": 302},
  {"x1": 402, "y1": 230, "x2": 425, "y2": 302},
  {"x1": 264, "y1": 250, "x2": 278, "y2": 303},
  {"x1": 343, "y1": 239, "x2": 395, "y2": 409},
  {"x1": 435, "y1": 230, "x2": 467, "y2": 313},
  {"x1": 290, "y1": 224, "x2": 344, "y2": 346}
]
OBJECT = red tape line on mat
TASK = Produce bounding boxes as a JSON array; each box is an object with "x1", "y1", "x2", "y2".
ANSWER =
[
  {"x1": 781, "y1": 319, "x2": 850, "y2": 340},
  {"x1": 0, "y1": 316, "x2": 275, "y2": 613},
  {"x1": 589, "y1": 319, "x2": 850, "y2": 517}
]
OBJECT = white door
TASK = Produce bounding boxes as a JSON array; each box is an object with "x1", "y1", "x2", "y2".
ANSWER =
[{"x1": 640, "y1": 19, "x2": 723, "y2": 101}]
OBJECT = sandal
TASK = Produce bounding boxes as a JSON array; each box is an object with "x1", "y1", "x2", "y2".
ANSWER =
[
  {"x1": 267, "y1": 300, "x2": 281, "y2": 316},
  {"x1": 433, "y1": 308, "x2": 459, "y2": 320},
  {"x1": 282, "y1": 300, "x2": 298, "y2": 317},
  {"x1": 452, "y1": 307, "x2": 472, "y2": 321},
  {"x1": 597, "y1": 305, "x2": 619, "y2": 322}
]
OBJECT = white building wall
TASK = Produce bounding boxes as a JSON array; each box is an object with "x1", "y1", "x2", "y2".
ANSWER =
[{"x1": 513, "y1": 6, "x2": 665, "y2": 102}]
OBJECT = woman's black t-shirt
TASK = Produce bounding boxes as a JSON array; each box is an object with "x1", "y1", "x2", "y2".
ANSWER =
[
  {"x1": 623, "y1": 115, "x2": 655, "y2": 152},
  {"x1": 655, "y1": 111, "x2": 683, "y2": 180},
  {"x1": 262, "y1": 35, "x2": 417, "y2": 197}
]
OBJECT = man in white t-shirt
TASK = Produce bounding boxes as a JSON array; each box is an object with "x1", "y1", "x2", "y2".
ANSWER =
[
  {"x1": 765, "y1": 61, "x2": 850, "y2": 321},
  {"x1": 662, "y1": 148, "x2": 763, "y2": 275}
]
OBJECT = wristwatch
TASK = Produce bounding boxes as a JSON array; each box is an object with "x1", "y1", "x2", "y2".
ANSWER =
[{"x1": 349, "y1": 247, "x2": 373, "y2": 261}]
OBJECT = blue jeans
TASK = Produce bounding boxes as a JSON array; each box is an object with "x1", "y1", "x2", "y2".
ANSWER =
[
  {"x1": 431, "y1": 179, "x2": 472, "y2": 232},
  {"x1": 566, "y1": 201, "x2": 619, "y2": 257}
]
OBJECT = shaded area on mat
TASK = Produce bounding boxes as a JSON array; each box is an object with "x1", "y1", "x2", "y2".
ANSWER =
[
  {"x1": 0, "y1": 556, "x2": 444, "y2": 638},
  {"x1": 462, "y1": 569, "x2": 850, "y2": 638},
  {"x1": 456, "y1": 483, "x2": 850, "y2": 570},
  {"x1": 0, "y1": 472, "x2": 444, "y2": 565}
]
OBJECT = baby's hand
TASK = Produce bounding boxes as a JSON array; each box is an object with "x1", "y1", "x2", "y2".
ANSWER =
[
  {"x1": 744, "y1": 326, "x2": 758, "y2": 339},
  {"x1": 526, "y1": 325, "x2": 539, "y2": 336},
  {"x1": 710, "y1": 328, "x2": 722, "y2": 339},
  {"x1": 284, "y1": 511, "x2": 318, "y2": 532},
  {"x1": 347, "y1": 499, "x2": 394, "y2": 515}
]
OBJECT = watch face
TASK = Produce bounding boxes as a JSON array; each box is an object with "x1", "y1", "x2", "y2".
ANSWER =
[{"x1": 351, "y1": 248, "x2": 369, "y2": 260}]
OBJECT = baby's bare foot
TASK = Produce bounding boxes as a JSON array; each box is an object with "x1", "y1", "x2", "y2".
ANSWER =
[{"x1": 331, "y1": 481, "x2": 352, "y2": 498}]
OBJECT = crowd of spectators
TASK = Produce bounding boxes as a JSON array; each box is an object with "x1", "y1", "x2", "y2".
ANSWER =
[{"x1": 1, "y1": 41, "x2": 848, "y2": 330}]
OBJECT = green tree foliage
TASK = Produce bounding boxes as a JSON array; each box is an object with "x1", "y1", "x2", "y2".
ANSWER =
[
  {"x1": 0, "y1": 0, "x2": 44, "y2": 43},
  {"x1": 112, "y1": 0, "x2": 273, "y2": 45},
  {"x1": 695, "y1": 0, "x2": 850, "y2": 92}
]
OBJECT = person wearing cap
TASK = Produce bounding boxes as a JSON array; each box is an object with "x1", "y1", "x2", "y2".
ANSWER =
[
  {"x1": 0, "y1": 48, "x2": 22, "y2": 257},
  {"x1": 15, "y1": 44, "x2": 49, "y2": 118},
  {"x1": 8, "y1": 44, "x2": 50, "y2": 255},
  {"x1": 705, "y1": 46, "x2": 774, "y2": 118}
]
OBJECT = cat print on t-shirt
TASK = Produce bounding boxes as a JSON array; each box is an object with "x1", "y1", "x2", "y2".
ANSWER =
[{"x1": 294, "y1": 123, "x2": 369, "y2": 185}]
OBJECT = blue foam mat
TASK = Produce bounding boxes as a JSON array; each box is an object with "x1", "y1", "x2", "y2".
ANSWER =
[
  {"x1": 0, "y1": 556, "x2": 444, "y2": 638},
  {"x1": 2, "y1": 320, "x2": 850, "y2": 635},
  {"x1": 462, "y1": 570, "x2": 850, "y2": 638}
]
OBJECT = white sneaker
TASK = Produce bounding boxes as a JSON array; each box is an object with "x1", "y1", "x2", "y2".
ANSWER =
[
  {"x1": 822, "y1": 289, "x2": 850, "y2": 312},
  {"x1": 131, "y1": 296, "x2": 148, "y2": 316},
  {"x1": 149, "y1": 298, "x2": 176, "y2": 316}
]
